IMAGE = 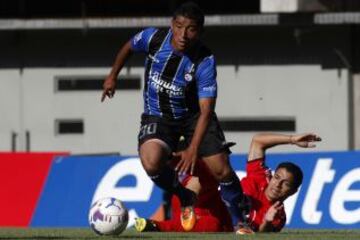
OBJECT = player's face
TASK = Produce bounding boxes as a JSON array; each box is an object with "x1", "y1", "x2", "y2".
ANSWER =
[
  {"x1": 171, "y1": 15, "x2": 201, "y2": 52},
  {"x1": 265, "y1": 168, "x2": 297, "y2": 202}
]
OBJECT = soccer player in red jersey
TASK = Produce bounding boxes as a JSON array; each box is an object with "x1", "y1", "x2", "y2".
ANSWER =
[
  {"x1": 135, "y1": 159, "x2": 233, "y2": 232},
  {"x1": 135, "y1": 132, "x2": 321, "y2": 233},
  {"x1": 236, "y1": 132, "x2": 321, "y2": 233}
]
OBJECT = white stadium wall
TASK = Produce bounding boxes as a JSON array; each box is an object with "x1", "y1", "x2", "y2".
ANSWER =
[
  {"x1": 0, "y1": 70, "x2": 22, "y2": 150},
  {"x1": 216, "y1": 65, "x2": 348, "y2": 153},
  {"x1": 354, "y1": 74, "x2": 360, "y2": 150},
  {"x1": 0, "y1": 65, "x2": 349, "y2": 154},
  {"x1": 1, "y1": 67, "x2": 145, "y2": 154}
]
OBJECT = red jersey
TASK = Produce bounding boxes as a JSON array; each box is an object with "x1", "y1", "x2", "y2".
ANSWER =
[
  {"x1": 156, "y1": 160, "x2": 233, "y2": 232},
  {"x1": 157, "y1": 158, "x2": 286, "y2": 232},
  {"x1": 240, "y1": 158, "x2": 286, "y2": 232}
]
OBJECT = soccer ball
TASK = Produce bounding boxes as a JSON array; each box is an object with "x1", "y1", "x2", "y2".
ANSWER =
[{"x1": 88, "y1": 197, "x2": 129, "y2": 235}]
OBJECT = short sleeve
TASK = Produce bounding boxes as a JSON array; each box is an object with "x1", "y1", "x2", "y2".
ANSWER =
[
  {"x1": 195, "y1": 56, "x2": 217, "y2": 98},
  {"x1": 246, "y1": 158, "x2": 271, "y2": 180},
  {"x1": 272, "y1": 210, "x2": 286, "y2": 232},
  {"x1": 130, "y1": 27, "x2": 157, "y2": 53},
  {"x1": 241, "y1": 177, "x2": 259, "y2": 197}
]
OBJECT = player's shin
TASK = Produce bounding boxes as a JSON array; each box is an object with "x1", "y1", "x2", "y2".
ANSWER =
[
  {"x1": 148, "y1": 165, "x2": 179, "y2": 191},
  {"x1": 148, "y1": 166, "x2": 196, "y2": 207},
  {"x1": 149, "y1": 166, "x2": 197, "y2": 231},
  {"x1": 219, "y1": 172, "x2": 252, "y2": 233}
]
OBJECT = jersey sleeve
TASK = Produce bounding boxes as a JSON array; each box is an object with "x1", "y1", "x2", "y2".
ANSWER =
[
  {"x1": 272, "y1": 210, "x2": 286, "y2": 232},
  {"x1": 246, "y1": 158, "x2": 271, "y2": 181},
  {"x1": 130, "y1": 27, "x2": 157, "y2": 53},
  {"x1": 240, "y1": 177, "x2": 259, "y2": 197},
  {"x1": 195, "y1": 56, "x2": 217, "y2": 98},
  {"x1": 241, "y1": 158, "x2": 271, "y2": 196}
]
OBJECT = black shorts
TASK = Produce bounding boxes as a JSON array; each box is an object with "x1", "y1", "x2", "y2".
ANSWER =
[{"x1": 137, "y1": 113, "x2": 230, "y2": 157}]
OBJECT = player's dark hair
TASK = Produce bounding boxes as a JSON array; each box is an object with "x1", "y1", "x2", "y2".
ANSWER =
[
  {"x1": 276, "y1": 162, "x2": 303, "y2": 190},
  {"x1": 173, "y1": 2, "x2": 204, "y2": 28}
]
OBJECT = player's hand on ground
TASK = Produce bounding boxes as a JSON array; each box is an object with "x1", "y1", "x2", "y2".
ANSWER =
[
  {"x1": 290, "y1": 133, "x2": 321, "y2": 148},
  {"x1": 101, "y1": 76, "x2": 117, "y2": 102},
  {"x1": 174, "y1": 146, "x2": 198, "y2": 175},
  {"x1": 264, "y1": 201, "x2": 283, "y2": 222}
]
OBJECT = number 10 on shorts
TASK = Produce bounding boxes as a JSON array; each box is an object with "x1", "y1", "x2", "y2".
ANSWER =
[{"x1": 139, "y1": 123, "x2": 157, "y2": 139}]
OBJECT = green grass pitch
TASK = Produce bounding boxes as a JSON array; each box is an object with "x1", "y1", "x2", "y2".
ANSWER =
[{"x1": 0, "y1": 228, "x2": 359, "y2": 240}]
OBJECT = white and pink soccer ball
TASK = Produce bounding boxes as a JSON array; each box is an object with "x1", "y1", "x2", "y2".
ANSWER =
[{"x1": 88, "y1": 197, "x2": 129, "y2": 235}]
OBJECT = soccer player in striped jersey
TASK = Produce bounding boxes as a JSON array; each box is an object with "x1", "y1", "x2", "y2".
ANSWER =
[{"x1": 102, "y1": 2, "x2": 247, "y2": 232}]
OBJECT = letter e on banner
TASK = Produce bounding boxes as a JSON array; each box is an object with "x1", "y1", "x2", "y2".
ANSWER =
[
  {"x1": 91, "y1": 158, "x2": 154, "y2": 203},
  {"x1": 330, "y1": 168, "x2": 360, "y2": 224}
]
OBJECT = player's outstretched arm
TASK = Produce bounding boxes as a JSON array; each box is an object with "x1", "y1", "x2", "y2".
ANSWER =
[
  {"x1": 101, "y1": 40, "x2": 133, "y2": 102},
  {"x1": 248, "y1": 133, "x2": 321, "y2": 161}
]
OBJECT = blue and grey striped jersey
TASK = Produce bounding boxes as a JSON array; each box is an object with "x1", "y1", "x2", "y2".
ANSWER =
[{"x1": 130, "y1": 27, "x2": 217, "y2": 120}]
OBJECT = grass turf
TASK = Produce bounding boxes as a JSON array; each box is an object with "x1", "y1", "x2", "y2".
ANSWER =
[{"x1": 0, "y1": 228, "x2": 359, "y2": 240}]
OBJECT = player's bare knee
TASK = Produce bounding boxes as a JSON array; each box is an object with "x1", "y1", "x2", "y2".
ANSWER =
[
  {"x1": 139, "y1": 142, "x2": 168, "y2": 175},
  {"x1": 210, "y1": 165, "x2": 233, "y2": 182},
  {"x1": 140, "y1": 156, "x2": 161, "y2": 175},
  {"x1": 218, "y1": 168, "x2": 233, "y2": 182},
  {"x1": 204, "y1": 153, "x2": 234, "y2": 181}
]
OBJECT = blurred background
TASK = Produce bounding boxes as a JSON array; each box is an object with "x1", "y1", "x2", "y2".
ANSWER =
[
  {"x1": 1, "y1": 0, "x2": 360, "y2": 154},
  {"x1": 0, "y1": 0, "x2": 360, "y2": 230}
]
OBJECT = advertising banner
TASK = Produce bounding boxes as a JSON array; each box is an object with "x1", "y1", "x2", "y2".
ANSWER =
[
  {"x1": 30, "y1": 151, "x2": 360, "y2": 229},
  {"x1": 0, "y1": 152, "x2": 66, "y2": 226},
  {"x1": 31, "y1": 155, "x2": 163, "y2": 227}
]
